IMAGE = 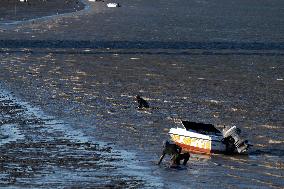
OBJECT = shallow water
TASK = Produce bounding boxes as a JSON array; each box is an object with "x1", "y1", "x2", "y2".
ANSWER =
[{"x1": 0, "y1": 0, "x2": 283, "y2": 188}]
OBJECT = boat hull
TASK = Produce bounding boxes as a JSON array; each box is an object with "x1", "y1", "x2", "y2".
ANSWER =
[{"x1": 169, "y1": 128, "x2": 226, "y2": 154}]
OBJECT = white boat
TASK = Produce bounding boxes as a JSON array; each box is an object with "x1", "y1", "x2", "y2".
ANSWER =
[
  {"x1": 169, "y1": 121, "x2": 251, "y2": 155},
  {"x1": 107, "y1": 3, "x2": 120, "y2": 7}
]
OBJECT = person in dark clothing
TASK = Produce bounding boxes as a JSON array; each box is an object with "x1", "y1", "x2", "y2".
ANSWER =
[
  {"x1": 135, "y1": 95, "x2": 149, "y2": 109},
  {"x1": 158, "y1": 141, "x2": 181, "y2": 165},
  {"x1": 158, "y1": 141, "x2": 190, "y2": 166},
  {"x1": 174, "y1": 152, "x2": 190, "y2": 166}
]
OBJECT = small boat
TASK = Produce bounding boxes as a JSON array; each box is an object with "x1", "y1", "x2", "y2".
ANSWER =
[
  {"x1": 169, "y1": 121, "x2": 251, "y2": 155},
  {"x1": 107, "y1": 3, "x2": 120, "y2": 8}
]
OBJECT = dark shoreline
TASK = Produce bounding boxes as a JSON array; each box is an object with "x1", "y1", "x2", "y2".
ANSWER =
[{"x1": 0, "y1": 39, "x2": 284, "y2": 50}]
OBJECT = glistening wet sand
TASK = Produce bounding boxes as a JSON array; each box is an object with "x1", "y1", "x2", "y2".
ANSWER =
[
  {"x1": 0, "y1": 85, "x2": 162, "y2": 188},
  {"x1": 1, "y1": 48, "x2": 283, "y2": 188},
  {"x1": 0, "y1": 0, "x2": 283, "y2": 188}
]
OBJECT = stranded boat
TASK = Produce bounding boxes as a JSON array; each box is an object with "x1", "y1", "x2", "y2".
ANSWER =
[{"x1": 169, "y1": 121, "x2": 251, "y2": 155}]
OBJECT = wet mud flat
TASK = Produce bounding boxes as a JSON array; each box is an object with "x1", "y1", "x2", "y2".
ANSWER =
[
  {"x1": 0, "y1": 48, "x2": 283, "y2": 188},
  {"x1": 0, "y1": 0, "x2": 283, "y2": 188},
  {"x1": 0, "y1": 0, "x2": 84, "y2": 24},
  {"x1": 0, "y1": 88, "x2": 148, "y2": 188}
]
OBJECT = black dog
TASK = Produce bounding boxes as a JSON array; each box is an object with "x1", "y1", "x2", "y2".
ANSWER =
[{"x1": 135, "y1": 95, "x2": 149, "y2": 109}]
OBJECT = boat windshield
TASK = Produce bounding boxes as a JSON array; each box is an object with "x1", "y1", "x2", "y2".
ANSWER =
[{"x1": 182, "y1": 121, "x2": 221, "y2": 134}]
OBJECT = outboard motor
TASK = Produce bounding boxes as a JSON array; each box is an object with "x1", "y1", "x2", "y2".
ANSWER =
[{"x1": 222, "y1": 126, "x2": 250, "y2": 153}]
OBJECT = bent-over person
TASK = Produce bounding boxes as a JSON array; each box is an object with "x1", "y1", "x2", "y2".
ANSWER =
[{"x1": 158, "y1": 141, "x2": 190, "y2": 167}]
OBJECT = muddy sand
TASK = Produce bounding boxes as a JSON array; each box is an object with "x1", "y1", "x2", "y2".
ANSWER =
[
  {"x1": 0, "y1": 0, "x2": 84, "y2": 24},
  {"x1": 0, "y1": 0, "x2": 284, "y2": 188}
]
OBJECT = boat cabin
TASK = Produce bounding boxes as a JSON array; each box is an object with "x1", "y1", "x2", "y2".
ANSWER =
[{"x1": 182, "y1": 121, "x2": 222, "y2": 135}]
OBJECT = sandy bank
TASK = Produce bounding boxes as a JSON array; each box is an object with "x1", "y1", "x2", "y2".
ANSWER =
[{"x1": 0, "y1": 0, "x2": 85, "y2": 24}]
